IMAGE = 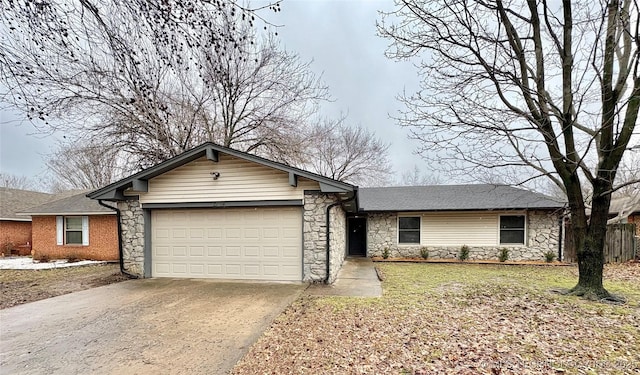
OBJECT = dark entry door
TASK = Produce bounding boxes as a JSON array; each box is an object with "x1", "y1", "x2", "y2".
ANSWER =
[{"x1": 348, "y1": 217, "x2": 367, "y2": 256}]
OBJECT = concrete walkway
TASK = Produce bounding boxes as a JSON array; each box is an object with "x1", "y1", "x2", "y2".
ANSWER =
[{"x1": 307, "y1": 257, "x2": 382, "y2": 297}]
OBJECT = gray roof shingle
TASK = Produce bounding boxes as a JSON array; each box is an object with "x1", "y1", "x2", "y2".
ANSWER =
[
  {"x1": 18, "y1": 191, "x2": 115, "y2": 216},
  {"x1": 359, "y1": 184, "x2": 565, "y2": 212},
  {"x1": 0, "y1": 188, "x2": 55, "y2": 221}
]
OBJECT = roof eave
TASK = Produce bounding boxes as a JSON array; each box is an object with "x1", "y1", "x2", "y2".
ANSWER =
[
  {"x1": 359, "y1": 206, "x2": 564, "y2": 213},
  {"x1": 19, "y1": 212, "x2": 116, "y2": 216},
  {"x1": 0, "y1": 217, "x2": 32, "y2": 222},
  {"x1": 88, "y1": 143, "x2": 356, "y2": 200}
]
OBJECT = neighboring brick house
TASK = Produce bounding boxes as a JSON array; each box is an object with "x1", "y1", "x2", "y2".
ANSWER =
[
  {"x1": 19, "y1": 192, "x2": 118, "y2": 261},
  {"x1": 0, "y1": 188, "x2": 54, "y2": 255}
]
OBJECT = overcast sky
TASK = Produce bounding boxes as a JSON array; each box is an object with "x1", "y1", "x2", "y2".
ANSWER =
[{"x1": 0, "y1": 0, "x2": 430, "y2": 185}]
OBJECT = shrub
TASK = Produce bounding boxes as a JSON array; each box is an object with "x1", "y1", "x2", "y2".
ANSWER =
[
  {"x1": 2, "y1": 240, "x2": 14, "y2": 253},
  {"x1": 36, "y1": 253, "x2": 50, "y2": 263},
  {"x1": 420, "y1": 247, "x2": 429, "y2": 259},
  {"x1": 544, "y1": 251, "x2": 556, "y2": 263},
  {"x1": 498, "y1": 248, "x2": 509, "y2": 262},
  {"x1": 458, "y1": 245, "x2": 470, "y2": 261},
  {"x1": 382, "y1": 247, "x2": 390, "y2": 259},
  {"x1": 66, "y1": 253, "x2": 81, "y2": 263}
]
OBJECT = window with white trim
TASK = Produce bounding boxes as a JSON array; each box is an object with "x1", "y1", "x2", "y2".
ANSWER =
[
  {"x1": 398, "y1": 216, "x2": 421, "y2": 244},
  {"x1": 65, "y1": 217, "x2": 83, "y2": 244},
  {"x1": 56, "y1": 216, "x2": 89, "y2": 246},
  {"x1": 499, "y1": 215, "x2": 525, "y2": 244}
]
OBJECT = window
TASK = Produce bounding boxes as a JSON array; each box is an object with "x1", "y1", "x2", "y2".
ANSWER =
[
  {"x1": 56, "y1": 216, "x2": 89, "y2": 246},
  {"x1": 65, "y1": 217, "x2": 83, "y2": 244},
  {"x1": 499, "y1": 215, "x2": 525, "y2": 244},
  {"x1": 399, "y1": 216, "x2": 421, "y2": 244}
]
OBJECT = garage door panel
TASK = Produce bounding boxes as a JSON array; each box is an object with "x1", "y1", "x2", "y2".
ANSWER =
[
  {"x1": 281, "y1": 265, "x2": 299, "y2": 277},
  {"x1": 190, "y1": 246, "x2": 204, "y2": 256},
  {"x1": 189, "y1": 228, "x2": 204, "y2": 238},
  {"x1": 155, "y1": 246, "x2": 170, "y2": 256},
  {"x1": 173, "y1": 246, "x2": 187, "y2": 256},
  {"x1": 244, "y1": 265, "x2": 260, "y2": 276},
  {"x1": 152, "y1": 208, "x2": 302, "y2": 280},
  {"x1": 244, "y1": 228, "x2": 259, "y2": 239},
  {"x1": 172, "y1": 229, "x2": 187, "y2": 239},
  {"x1": 263, "y1": 246, "x2": 279, "y2": 257},
  {"x1": 190, "y1": 264, "x2": 204, "y2": 275},
  {"x1": 156, "y1": 229, "x2": 170, "y2": 239},
  {"x1": 226, "y1": 228, "x2": 241, "y2": 239},
  {"x1": 282, "y1": 246, "x2": 298, "y2": 258},
  {"x1": 207, "y1": 246, "x2": 222, "y2": 256},
  {"x1": 156, "y1": 263, "x2": 171, "y2": 273},
  {"x1": 207, "y1": 264, "x2": 223, "y2": 275},
  {"x1": 226, "y1": 246, "x2": 241, "y2": 256},
  {"x1": 172, "y1": 263, "x2": 188, "y2": 274},
  {"x1": 207, "y1": 228, "x2": 222, "y2": 239},
  {"x1": 263, "y1": 228, "x2": 279, "y2": 239},
  {"x1": 244, "y1": 246, "x2": 259, "y2": 257},
  {"x1": 225, "y1": 264, "x2": 241, "y2": 275}
]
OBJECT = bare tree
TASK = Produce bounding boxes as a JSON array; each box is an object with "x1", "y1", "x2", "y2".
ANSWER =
[
  {"x1": 613, "y1": 152, "x2": 640, "y2": 197},
  {"x1": 46, "y1": 140, "x2": 127, "y2": 190},
  {"x1": 1, "y1": 1, "x2": 326, "y2": 169},
  {"x1": 396, "y1": 165, "x2": 440, "y2": 186},
  {"x1": 379, "y1": 0, "x2": 639, "y2": 300},
  {"x1": 302, "y1": 116, "x2": 392, "y2": 186},
  {"x1": 0, "y1": 173, "x2": 40, "y2": 191}
]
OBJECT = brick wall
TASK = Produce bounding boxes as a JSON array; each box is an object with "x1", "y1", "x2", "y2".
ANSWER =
[
  {"x1": 31, "y1": 215, "x2": 118, "y2": 261},
  {"x1": 0, "y1": 220, "x2": 32, "y2": 255}
]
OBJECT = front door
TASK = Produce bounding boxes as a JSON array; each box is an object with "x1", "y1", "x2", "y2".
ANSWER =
[{"x1": 348, "y1": 217, "x2": 367, "y2": 256}]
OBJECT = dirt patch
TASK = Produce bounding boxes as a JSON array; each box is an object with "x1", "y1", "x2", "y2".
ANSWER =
[{"x1": 0, "y1": 264, "x2": 128, "y2": 309}]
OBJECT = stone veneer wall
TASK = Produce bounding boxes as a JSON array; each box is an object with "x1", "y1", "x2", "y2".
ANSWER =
[
  {"x1": 367, "y1": 210, "x2": 561, "y2": 261},
  {"x1": 117, "y1": 200, "x2": 145, "y2": 276},
  {"x1": 303, "y1": 192, "x2": 345, "y2": 283},
  {"x1": 328, "y1": 205, "x2": 346, "y2": 283}
]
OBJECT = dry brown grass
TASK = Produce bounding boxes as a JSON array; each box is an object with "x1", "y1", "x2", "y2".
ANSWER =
[
  {"x1": 0, "y1": 264, "x2": 127, "y2": 309},
  {"x1": 233, "y1": 262, "x2": 640, "y2": 375}
]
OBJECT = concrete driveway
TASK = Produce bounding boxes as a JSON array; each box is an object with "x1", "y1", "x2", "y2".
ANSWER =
[{"x1": 0, "y1": 279, "x2": 305, "y2": 375}]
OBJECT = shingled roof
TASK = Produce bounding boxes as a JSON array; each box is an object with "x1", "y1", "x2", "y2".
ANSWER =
[
  {"x1": 19, "y1": 191, "x2": 115, "y2": 216},
  {"x1": 0, "y1": 188, "x2": 54, "y2": 221},
  {"x1": 359, "y1": 184, "x2": 565, "y2": 212}
]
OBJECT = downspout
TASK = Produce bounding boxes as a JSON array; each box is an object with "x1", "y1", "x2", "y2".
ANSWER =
[
  {"x1": 558, "y1": 204, "x2": 568, "y2": 262},
  {"x1": 558, "y1": 216, "x2": 563, "y2": 262},
  {"x1": 98, "y1": 200, "x2": 138, "y2": 279},
  {"x1": 325, "y1": 191, "x2": 357, "y2": 284}
]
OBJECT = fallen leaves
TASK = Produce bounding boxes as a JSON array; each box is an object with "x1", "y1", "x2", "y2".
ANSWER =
[{"x1": 233, "y1": 263, "x2": 640, "y2": 375}]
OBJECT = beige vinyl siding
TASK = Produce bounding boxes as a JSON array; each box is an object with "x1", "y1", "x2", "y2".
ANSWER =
[
  {"x1": 139, "y1": 155, "x2": 319, "y2": 204},
  {"x1": 420, "y1": 212, "x2": 500, "y2": 246}
]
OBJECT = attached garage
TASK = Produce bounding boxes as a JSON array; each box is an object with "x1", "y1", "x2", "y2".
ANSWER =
[
  {"x1": 151, "y1": 207, "x2": 302, "y2": 280},
  {"x1": 88, "y1": 142, "x2": 357, "y2": 283}
]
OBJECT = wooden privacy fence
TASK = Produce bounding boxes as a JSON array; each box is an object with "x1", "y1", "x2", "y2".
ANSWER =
[{"x1": 564, "y1": 223, "x2": 638, "y2": 263}]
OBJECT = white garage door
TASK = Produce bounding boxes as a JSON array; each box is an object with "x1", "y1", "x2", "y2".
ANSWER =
[{"x1": 152, "y1": 207, "x2": 302, "y2": 280}]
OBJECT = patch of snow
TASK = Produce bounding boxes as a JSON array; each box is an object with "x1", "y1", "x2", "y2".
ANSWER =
[{"x1": 0, "y1": 256, "x2": 107, "y2": 270}]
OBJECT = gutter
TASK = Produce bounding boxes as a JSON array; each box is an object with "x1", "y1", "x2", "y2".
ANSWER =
[
  {"x1": 324, "y1": 191, "x2": 358, "y2": 284},
  {"x1": 97, "y1": 200, "x2": 138, "y2": 279}
]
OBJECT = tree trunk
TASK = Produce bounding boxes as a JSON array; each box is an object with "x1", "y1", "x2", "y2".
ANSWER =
[
  {"x1": 570, "y1": 184, "x2": 616, "y2": 300},
  {"x1": 572, "y1": 225, "x2": 608, "y2": 299}
]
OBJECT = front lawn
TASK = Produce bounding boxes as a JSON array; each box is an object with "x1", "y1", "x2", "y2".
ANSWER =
[
  {"x1": 0, "y1": 264, "x2": 127, "y2": 309},
  {"x1": 233, "y1": 263, "x2": 640, "y2": 375}
]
